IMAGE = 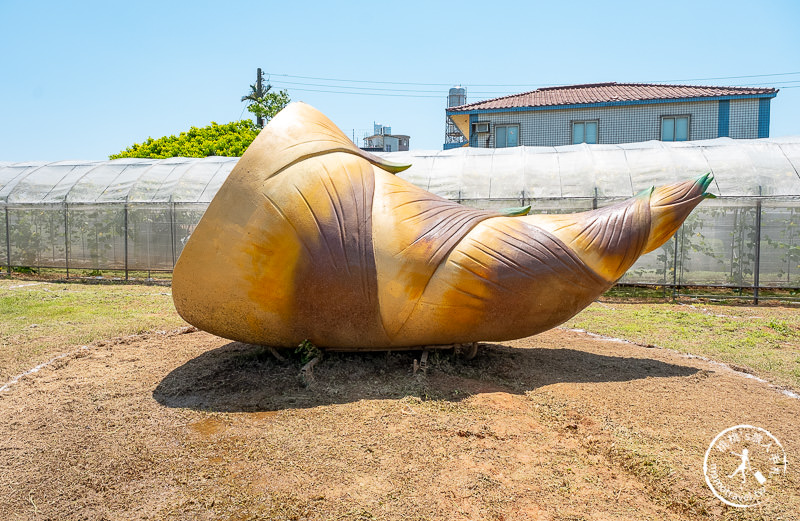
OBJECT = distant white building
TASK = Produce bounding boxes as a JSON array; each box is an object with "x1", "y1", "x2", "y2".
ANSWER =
[{"x1": 362, "y1": 123, "x2": 410, "y2": 152}]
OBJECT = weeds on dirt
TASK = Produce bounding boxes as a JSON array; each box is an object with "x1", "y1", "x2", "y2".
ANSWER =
[
  {"x1": 606, "y1": 442, "x2": 714, "y2": 518},
  {"x1": 564, "y1": 302, "x2": 800, "y2": 391},
  {"x1": 0, "y1": 279, "x2": 185, "y2": 381},
  {"x1": 530, "y1": 389, "x2": 714, "y2": 520},
  {"x1": 3, "y1": 287, "x2": 798, "y2": 520},
  {"x1": 295, "y1": 339, "x2": 322, "y2": 364}
]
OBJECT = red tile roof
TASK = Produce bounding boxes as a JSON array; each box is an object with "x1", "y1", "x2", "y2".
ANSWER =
[{"x1": 447, "y1": 82, "x2": 778, "y2": 112}]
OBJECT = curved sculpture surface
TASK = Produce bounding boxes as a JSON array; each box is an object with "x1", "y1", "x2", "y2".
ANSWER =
[{"x1": 172, "y1": 102, "x2": 713, "y2": 350}]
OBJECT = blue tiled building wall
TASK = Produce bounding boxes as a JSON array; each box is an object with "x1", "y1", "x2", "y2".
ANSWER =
[
  {"x1": 758, "y1": 98, "x2": 771, "y2": 138},
  {"x1": 717, "y1": 100, "x2": 730, "y2": 137},
  {"x1": 731, "y1": 98, "x2": 761, "y2": 139}
]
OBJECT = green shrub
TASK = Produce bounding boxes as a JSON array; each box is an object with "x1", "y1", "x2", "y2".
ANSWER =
[{"x1": 110, "y1": 120, "x2": 260, "y2": 159}]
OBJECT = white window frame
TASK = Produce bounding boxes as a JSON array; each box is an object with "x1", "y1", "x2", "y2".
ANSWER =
[
  {"x1": 495, "y1": 124, "x2": 520, "y2": 148},
  {"x1": 572, "y1": 120, "x2": 599, "y2": 144},
  {"x1": 661, "y1": 115, "x2": 690, "y2": 141}
]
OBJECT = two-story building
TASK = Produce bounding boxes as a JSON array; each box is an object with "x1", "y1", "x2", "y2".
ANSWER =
[
  {"x1": 362, "y1": 123, "x2": 410, "y2": 152},
  {"x1": 444, "y1": 82, "x2": 778, "y2": 149}
]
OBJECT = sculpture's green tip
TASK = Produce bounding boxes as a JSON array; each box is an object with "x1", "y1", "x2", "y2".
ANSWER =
[
  {"x1": 697, "y1": 172, "x2": 714, "y2": 193},
  {"x1": 499, "y1": 205, "x2": 532, "y2": 216},
  {"x1": 379, "y1": 161, "x2": 413, "y2": 173},
  {"x1": 635, "y1": 186, "x2": 655, "y2": 199}
]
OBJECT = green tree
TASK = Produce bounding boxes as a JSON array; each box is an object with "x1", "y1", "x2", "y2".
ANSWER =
[
  {"x1": 242, "y1": 87, "x2": 290, "y2": 127},
  {"x1": 109, "y1": 120, "x2": 260, "y2": 159},
  {"x1": 241, "y1": 68, "x2": 290, "y2": 128}
]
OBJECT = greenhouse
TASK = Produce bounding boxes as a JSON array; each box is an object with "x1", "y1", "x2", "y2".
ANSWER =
[{"x1": 1, "y1": 136, "x2": 799, "y2": 294}]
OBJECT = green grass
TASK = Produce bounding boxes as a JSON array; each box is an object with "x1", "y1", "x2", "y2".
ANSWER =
[
  {"x1": 564, "y1": 301, "x2": 800, "y2": 391},
  {"x1": 606, "y1": 284, "x2": 800, "y2": 301},
  {"x1": 0, "y1": 279, "x2": 185, "y2": 381},
  {"x1": 6, "y1": 267, "x2": 173, "y2": 282},
  {"x1": 2, "y1": 277, "x2": 799, "y2": 396}
]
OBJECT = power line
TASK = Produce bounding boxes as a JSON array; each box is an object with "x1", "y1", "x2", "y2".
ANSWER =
[
  {"x1": 269, "y1": 72, "x2": 475, "y2": 87},
  {"x1": 271, "y1": 79, "x2": 457, "y2": 94},
  {"x1": 654, "y1": 71, "x2": 800, "y2": 82},
  {"x1": 265, "y1": 71, "x2": 800, "y2": 101},
  {"x1": 726, "y1": 80, "x2": 799, "y2": 86},
  {"x1": 270, "y1": 79, "x2": 523, "y2": 96},
  {"x1": 268, "y1": 76, "x2": 798, "y2": 100},
  {"x1": 267, "y1": 70, "x2": 800, "y2": 88},
  {"x1": 278, "y1": 86, "x2": 444, "y2": 98},
  {"x1": 266, "y1": 72, "x2": 800, "y2": 98},
  {"x1": 276, "y1": 82, "x2": 799, "y2": 99}
]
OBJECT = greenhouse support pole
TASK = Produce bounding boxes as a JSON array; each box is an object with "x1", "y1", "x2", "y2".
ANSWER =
[
  {"x1": 170, "y1": 202, "x2": 176, "y2": 268},
  {"x1": 124, "y1": 204, "x2": 129, "y2": 280},
  {"x1": 753, "y1": 188, "x2": 763, "y2": 305},
  {"x1": 4, "y1": 206, "x2": 10, "y2": 277},
  {"x1": 671, "y1": 234, "x2": 679, "y2": 300},
  {"x1": 63, "y1": 203, "x2": 70, "y2": 279},
  {"x1": 592, "y1": 187, "x2": 598, "y2": 210}
]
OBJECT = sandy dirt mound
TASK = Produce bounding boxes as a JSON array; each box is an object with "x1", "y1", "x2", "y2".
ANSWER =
[{"x1": 0, "y1": 328, "x2": 797, "y2": 520}]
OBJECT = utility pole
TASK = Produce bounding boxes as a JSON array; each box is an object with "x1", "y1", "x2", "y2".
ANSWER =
[{"x1": 256, "y1": 68, "x2": 264, "y2": 128}]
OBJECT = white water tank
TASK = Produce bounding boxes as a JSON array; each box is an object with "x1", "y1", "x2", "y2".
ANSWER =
[{"x1": 448, "y1": 86, "x2": 466, "y2": 108}]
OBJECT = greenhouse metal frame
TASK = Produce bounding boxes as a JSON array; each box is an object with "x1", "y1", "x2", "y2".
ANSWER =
[{"x1": 2, "y1": 137, "x2": 799, "y2": 301}]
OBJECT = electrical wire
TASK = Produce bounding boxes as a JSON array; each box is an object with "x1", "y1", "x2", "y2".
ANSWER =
[
  {"x1": 655, "y1": 72, "x2": 800, "y2": 82},
  {"x1": 269, "y1": 80, "x2": 524, "y2": 97},
  {"x1": 272, "y1": 86, "x2": 445, "y2": 98},
  {"x1": 270, "y1": 79, "x2": 458, "y2": 94},
  {"x1": 725, "y1": 80, "x2": 800, "y2": 86},
  {"x1": 254, "y1": 70, "x2": 800, "y2": 104},
  {"x1": 268, "y1": 73, "x2": 480, "y2": 87},
  {"x1": 266, "y1": 71, "x2": 800, "y2": 88},
  {"x1": 264, "y1": 71, "x2": 799, "y2": 100},
  {"x1": 273, "y1": 82, "x2": 799, "y2": 99}
]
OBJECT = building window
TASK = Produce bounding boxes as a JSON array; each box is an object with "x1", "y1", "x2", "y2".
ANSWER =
[
  {"x1": 385, "y1": 143, "x2": 393, "y2": 152},
  {"x1": 572, "y1": 120, "x2": 598, "y2": 144},
  {"x1": 496, "y1": 124, "x2": 519, "y2": 147},
  {"x1": 661, "y1": 115, "x2": 689, "y2": 141}
]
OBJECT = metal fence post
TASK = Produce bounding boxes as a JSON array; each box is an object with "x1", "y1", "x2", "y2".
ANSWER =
[
  {"x1": 124, "y1": 204, "x2": 129, "y2": 280},
  {"x1": 671, "y1": 232, "x2": 679, "y2": 300},
  {"x1": 170, "y1": 202, "x2": 176, "y2": 268},
  {"x1": 63, "y1": 203, "x2": 70, "y2": 279},
  {"x1": 754, "y1": 187, "x2": 763, "y2": 305},
  {"x1": 4, "y1": 206, "x2": 10, "y2": 277}
]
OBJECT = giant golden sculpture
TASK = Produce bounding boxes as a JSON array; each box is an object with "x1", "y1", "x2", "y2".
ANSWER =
[{"x1": 172, "y1": 103, "x2": 713, "y2": 350}]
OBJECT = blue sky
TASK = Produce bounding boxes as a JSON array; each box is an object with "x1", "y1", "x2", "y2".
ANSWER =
[{"x1": 1, "y1": 0, "x2": 798, "y2": 161}]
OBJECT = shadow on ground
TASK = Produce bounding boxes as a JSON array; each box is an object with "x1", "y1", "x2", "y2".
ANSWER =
[{"x1": 153, "y1": 340, "x2": 699, "y2": 412}]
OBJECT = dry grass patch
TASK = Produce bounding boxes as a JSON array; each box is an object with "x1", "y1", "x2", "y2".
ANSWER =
[
  {"x1": 564, "y1": 300, "x2": 800, "y2": 391},
  {"x1": 0, "y1": 279, "x2": 184, "y2": 381}
]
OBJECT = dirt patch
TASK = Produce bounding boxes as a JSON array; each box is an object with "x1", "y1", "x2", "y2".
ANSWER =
[{"x1": 1, "y1": 328, "x2": 798, "y2": 520}]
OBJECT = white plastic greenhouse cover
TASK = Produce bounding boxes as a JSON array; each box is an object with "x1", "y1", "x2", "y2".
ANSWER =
[
  {"x1": 1, "y1": 137, "x2": 799, "y2": 204},
  {"x1": 385, "y1": 136, "x2": 800, "y2": 199},
  {"x1": 0, "y1": 157, "x2": 238, "y2": 204}
]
